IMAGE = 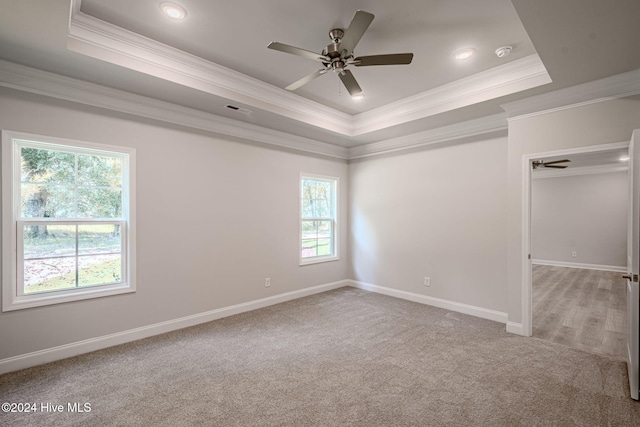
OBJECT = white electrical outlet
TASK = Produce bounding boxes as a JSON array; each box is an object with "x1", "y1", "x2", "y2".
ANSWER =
[
  {"x1": 265, "y1": 278, "x2": 271, "y2": 288},
  {"x1": 424, "y1": 276, "x2": 431, "y2": 287},
  {"x1": 571, "y1": 251, "x2": 577, "y2": 258}
]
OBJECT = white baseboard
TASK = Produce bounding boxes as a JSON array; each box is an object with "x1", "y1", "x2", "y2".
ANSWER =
[
  {"x1": 506, "y1": 321, "x2": 525, "y2": 336},
  {"x1": 348, "y1": 280, "x2": 508, "y2": 324},
  {"x1": 0, "y1": 280, "x2": 349, "y2": 375},
  {"x1": 532, "y1": 259, "x2": 626, "y2": 273}
]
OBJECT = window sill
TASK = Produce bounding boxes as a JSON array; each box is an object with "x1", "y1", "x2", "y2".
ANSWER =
[
  {"x1": 299, "y1": 255, "x2": 340, "y2": 266},
  {"x1": 2, "y1": 283, "x2": 134, "y2": 312}
]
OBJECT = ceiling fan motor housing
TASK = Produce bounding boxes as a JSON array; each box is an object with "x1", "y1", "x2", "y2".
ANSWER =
[
  {"x1": 322, "y1": 43, "x2": 343, "y2": 60},
  {"x1": 323, "y1": 28, "x2": 352, "y2": 72}
]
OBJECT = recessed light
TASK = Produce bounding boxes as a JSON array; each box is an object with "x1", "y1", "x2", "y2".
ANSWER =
[
  {"x1": 351, "y1": 94, "x2": 364, "y2": 101},
  {"x1": 160, "y1": 2, "x2": 187, "y2": 20},
  {"x1": 620, "y1": 155, "x2": 630, "y2": 162},
  {"x1": 454, "y1": 48, "x2": 475, "y2": 60}
]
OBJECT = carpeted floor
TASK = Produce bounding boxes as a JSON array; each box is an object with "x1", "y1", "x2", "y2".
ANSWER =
[{"x1": 1, "y1": 287, "x2": 639, "y2": 426}]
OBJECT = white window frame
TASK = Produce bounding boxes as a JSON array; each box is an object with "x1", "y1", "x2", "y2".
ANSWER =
[
  {"x1": 299, "y1": 173, "x2": 339, "y2": 265},
  {"x1": 2, "y1": 130, "x2": 136, "y2": 311}
]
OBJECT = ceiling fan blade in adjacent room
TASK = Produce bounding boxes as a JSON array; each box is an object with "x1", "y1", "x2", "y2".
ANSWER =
[
  {"x1": 353, "y1": 53, "x2": 414, "y2": 66},
  {"x1": 267, "y1": 42, "x2": 329, "y2": 62},
  {"x1": 285, "y1": 69, "x2": 328, "y2": 91},
  {"x1": 340, "y1": 10, "x2": 375, "y2": 55},
  {"x1": 543, "y1": 159, "x2": 571, "y2": 165},
  {"x1": 338, "y1": 70, "x2": 363, "y2": 97}
]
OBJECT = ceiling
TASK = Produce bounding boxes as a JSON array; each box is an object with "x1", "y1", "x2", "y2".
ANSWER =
[
  {"x1": 0, "y1": 0, "x2": 639, "y2": 151},
  {"x1": 81, "y1": 0, "x2": 538, "y2": 113}
]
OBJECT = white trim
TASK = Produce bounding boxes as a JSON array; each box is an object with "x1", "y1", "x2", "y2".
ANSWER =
[
  {"x1": 66, "y1": 1, "x2": 550, "y2": 138},
  {"x1": 0, "y1": 59, "x2": 350, "y2": 160},
  {"x1": 532, "y1": 259, "x2": 627, "y2": 273},
  {"x1": 532, "y1": 164, "x2": 628, "y2": 179},
  {"x1": 521, "y1": 141, "x2": 631, "y2": 339},
  {"x1": 352, "y1": 55, "x2": 550, "y2": 136},
  {"x1": 67, "y1": 6, "x2": 353, "y2": 136},
  {"x1": 521, "y1": 153, "x2": 533, "y2": 336},
  {"x1": 506, "y1": 321, "x2": 524, "y2": 336},
  {"x1": 524, "y1": 141, "x2": 631, "y2": 161},
  {"x1": 0, "y1": 279, "x2": 350, "y2": 374},
  {"x1": 1, "y1": 132, "x2": 18, "y2": 315},
  {"x1": 0, "y1": 57, "x2": 514, "y2": 161},
  {"x1": 348, "y1": 280, "x2": 508, "y2": 324},
  {"x1": 502, "y1": 68, "x2": 640, "y2": 121},
  {"x1": 1, "y1": 55, "x2": 633, "y2": 162},
  {"x1": 349, "y1": 113, "x2": 508, "y2": 159},
  {"x1": 0, "y1": 59, "x2": 513, "y2": 161},
  {"x1": 299, "y1": 173, "x2": 339, "y2": 265},
  {"x1": 1, "y1": 130, "x2": 137, "y2": 312}
]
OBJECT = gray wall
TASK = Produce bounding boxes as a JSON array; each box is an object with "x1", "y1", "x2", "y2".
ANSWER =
[
  {"x1": 2, "y1": 85, "x2": 638, "y2": 361},
  {"x1": 531, "y1": 172, "x2": 628, "y2": 268},
  {"x1": 0, "y1": 87, "x2": 349, "y2": 360},
  {"x1": 349, "y1": 136, "x2": 508, "y2": 313}
]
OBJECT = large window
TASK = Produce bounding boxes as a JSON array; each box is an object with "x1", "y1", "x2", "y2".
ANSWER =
[
  {"x1": 300, "y1": 174, "x2": 338, "y2": 265},
  {"x1": 2, "y1": 131, "x2": 135, "y2": 311}
]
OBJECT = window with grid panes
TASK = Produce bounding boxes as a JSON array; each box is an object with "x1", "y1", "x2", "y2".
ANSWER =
[
  {"x1": 2, "y1": 131, "x2": 135, "y2": 311},
  {"x1": 300, "y1": 174, "x2": 338, "y2": 264}
]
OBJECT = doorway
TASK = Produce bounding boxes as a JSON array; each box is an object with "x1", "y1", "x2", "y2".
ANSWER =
[
  {"x1": 530, "y1": 150, "x2": 629, "y2": 359},
  {"x1": 523, "y1": 142, "x2": 630, "y2": 358}
]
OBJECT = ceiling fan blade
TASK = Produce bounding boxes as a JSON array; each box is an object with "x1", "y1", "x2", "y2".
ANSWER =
[
  {"x1": 340, "y1": 10, "x2": 375, "y2": 56},
  {"x1": 543, "y1": 159, "x2": 571, "y2": 165},
  {"x1": 267, "y1": 42, "x2": 328, "y2": 62},
  {"x1": 285, "y1": 69, "x2": 328, "y2": 91},
  {"x1": 544, "y1": 165, "x2": 568, "y2": 169},
  {"x1": 353, "y1": 53, "x2": 414, "y2": 66},
  {"x1": 338, "y1": 70, "x2": 363, "y2": 97}
]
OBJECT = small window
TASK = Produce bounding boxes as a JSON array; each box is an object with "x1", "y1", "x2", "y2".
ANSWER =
[
  {"x1": 2, "y1": 131, "x2": 136, "y2": 311},
  {"x1": 300, "y1": 174, "x2": 338, "y2": 265}
]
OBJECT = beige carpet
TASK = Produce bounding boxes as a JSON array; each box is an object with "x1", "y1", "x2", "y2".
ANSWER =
[{"x1": 1, "y1": 287, "x2": 639, "y2": 426}]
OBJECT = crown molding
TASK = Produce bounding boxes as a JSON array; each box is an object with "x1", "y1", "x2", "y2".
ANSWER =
[
  {"x1": 351, "y1": 55, "x2": 550, "y2": 136},
  {"x1": 0, "y1": 59, "x2": 511, "y2": 161},
  {"x1": 66, "y1": 1, "x2": 551, "y2": 138},
  {"x1": 532, "y1": 163, "x2": 628, "y2": 179},
  {"x1": 67, "y1": 4, "x2": 354, "y2": 136},
  {"x1": 0, "y1": 59, "x2": 349, "y2": 160},
  {"x1": 348, "y1": 113, "x2": 507, "y2": 159},
  {"x1": 501, "y1": 67, "x2": 640, "y2": 121}
]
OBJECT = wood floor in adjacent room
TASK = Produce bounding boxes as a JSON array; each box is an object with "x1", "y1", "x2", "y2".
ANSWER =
[{"x1": 533, "y1": 264, "x2": 627, "y2": 360}]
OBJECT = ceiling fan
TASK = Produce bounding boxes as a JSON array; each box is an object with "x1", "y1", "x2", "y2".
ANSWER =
[
  {"x1": 532, "y1": 159, "x2": 571, "y2": 169},
  {"x1": 267, "y1": 10, "x2": 414, "y2": 98}
]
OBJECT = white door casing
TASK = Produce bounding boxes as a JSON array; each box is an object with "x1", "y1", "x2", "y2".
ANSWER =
[
  {"x1": 626, "y1": 129, "x2": 639, "y2": 401},
  {"x1": 520, "y1": 141, "x2": 630, "y2": 338}
]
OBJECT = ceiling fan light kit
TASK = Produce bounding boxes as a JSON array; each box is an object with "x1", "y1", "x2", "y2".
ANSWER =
[{"x1": 267, "y1": 10, "x2": 414, "y2": 98}]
